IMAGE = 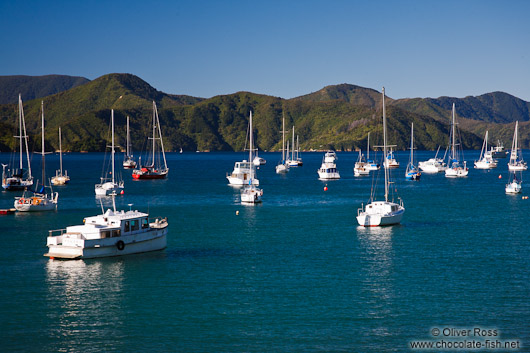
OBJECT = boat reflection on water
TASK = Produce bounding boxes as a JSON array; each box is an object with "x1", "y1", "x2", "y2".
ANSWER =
[{"x1": 45, "y1": 260, "x2": 125, "y2": 351}]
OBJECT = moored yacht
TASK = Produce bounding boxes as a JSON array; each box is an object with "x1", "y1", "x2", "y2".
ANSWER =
[
  {"x1": 240, "y1": 111, "x2": 263, "y2": 204},
  {"x1": 419, "y1": 146, "x2": 447, "y2": 173},
  {"x1": 445, "y1": 103, "x2": 468, "y2": 177},
  {"x1": 51, "y1": 127, "x2": 70, "y2": 185},
  {"x1": 45, "y1": 202, "x2": 168, "y2": 259},
  {"x1": 508, "y1": 121, "x2": 527, "y2": 171},
  {"x1": 354, "y1": 150, "x2": 369, "y2": 176},
  {"x1": 474, "y1": 131, "x2": 497, "y2": 169}
]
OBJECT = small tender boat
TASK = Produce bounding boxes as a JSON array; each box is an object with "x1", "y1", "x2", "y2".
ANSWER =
[
  {"x1": 0, "y1": 208, "x2": 16, "y2": 215},
  {"x1": 357, "y1": 87, "x2": 404, "y2": 227},
  {"x1": 132, "y1": 102, "x2": 169, "y2": 179},
  {"x1": 474, "y1": 131, "x2": 497, "y2": 169},
  {"x1": 240, "y1": 111, "x2": 263, "y2": 204},
  {"x1": 51, "y1": 127, "x2": 70, "y2": 185},
  {"x1": 445, "y1": 103, "x2": 468, "y2": 178},
  {"x1": 253, "y1": 155, "x2": 266, "y2": 166},
  {"x1": 45, "y1": 202, "x2": 168, "y2": 260}
]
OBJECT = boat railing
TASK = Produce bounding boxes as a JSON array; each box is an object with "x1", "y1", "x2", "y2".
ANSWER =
[
  {"x1": 357, "y1": 203, "x2": 364, "y2": 216},
  {"x1": 48, "y1": 228, "x2": 67, "y2": 237}
]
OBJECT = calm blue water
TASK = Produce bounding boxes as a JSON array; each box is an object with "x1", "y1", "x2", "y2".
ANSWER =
[{"x1": 1, "y1": 151, "x2": 529, "y2": 352}]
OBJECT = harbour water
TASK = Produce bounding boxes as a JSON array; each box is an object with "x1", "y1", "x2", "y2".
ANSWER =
[{"x1": 1, "y1": 151, "x2": 529, "y2": 352}]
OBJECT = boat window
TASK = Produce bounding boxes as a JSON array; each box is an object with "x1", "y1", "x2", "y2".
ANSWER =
[
  {"x1": 124, "y1": 221, "x2": 130, "y2": 232},
  {"x1": 101, "y1": 230, "x2": 111, "y2": 238},
  {"x1": 112, "y1": 229, "x2": 121, "y2": 237},
  {"x1": 131, "y1": 219, "x2": 139, "y2": 231},
  {"x1": 141, "y1": 218, "x2": 149, "y2": 229}
]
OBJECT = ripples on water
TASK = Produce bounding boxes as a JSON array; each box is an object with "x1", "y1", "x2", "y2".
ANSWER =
[{"x1": 0, "y1": 151, "x2": 529, "y2": 352}]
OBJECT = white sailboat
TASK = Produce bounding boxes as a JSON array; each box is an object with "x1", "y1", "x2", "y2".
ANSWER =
[
  {"x1": 384, "y1": 147, "x2": 399, "y2": 168},
  {"x1": 445, "y1": 103, "x2": 468, "y2": 177},
  {"x1": 474, "y1": 131, "x2": 497, "y2": 169},
  {"x1": 2, "y1": 94, "x2": 33, "y2": 191},
  {"x1": 45, "y1": 199, "x2": 168, "y2": 259},
  {"x1": 51, "y1": 127, "x2": 70, "y2": 185},
  {"x1": 357, "y1": 87, "x2": 404, "y2": 227},
  {"x1": 275, "y1": 112, "x2": 289, "y2": 174},
  {"x1": 405, "y1": 123, "x2": 421, "y2": 180},
  {"x1": 287, "y1": 126, "x2": 299, "y2": 167},
  {"x1": 419, "y1": 146, "x2": 447, "y2": 173},
  {"x1": 508, "y1": 121, "x2": 527, "y2": 171},
  {"x1": 132, "y1": 102, "x2": 169, "y2": 179},
  {"x1": 14, "y1": 101, "x2": 58, "y2": 212},
  {"x1": 95, "y1": 110, "x2": 124, "y2": 196},
  {"x1": 123, "y1": 116, "x2": 137, "y2": 169},
  {"x1": 241, "y1": 111, "x2": 263, "y2": 204}
]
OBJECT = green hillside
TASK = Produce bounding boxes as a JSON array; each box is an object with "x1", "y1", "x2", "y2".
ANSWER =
[
  {"x1": 1, "y1": 74, "x2": 521, "y2": 153},
  {"x1": 0, "y1": 75, "x2": 90, "y2": 104}
]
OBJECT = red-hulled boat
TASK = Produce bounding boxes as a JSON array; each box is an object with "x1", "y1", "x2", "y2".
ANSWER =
[{"x1": 132, "y1": 101, "x2": 169, "y2": 180}]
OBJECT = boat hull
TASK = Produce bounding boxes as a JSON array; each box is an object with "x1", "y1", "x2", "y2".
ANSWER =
[
  {"x1": 51, "y1": 175, "x2": 70, "y2": 185},
  {"x1": 14, "y1": 195, "x2": 58, "y2": 212},
  {"x1": 241, "y1": 187, "x2": 263, "y2": 204},
  {"x1": 505, "y1": 182, "x2": 522, "y2": 194},
  {"x1": 132, "y1": 173, "x2": 168, "y2": 180},
  {"x1": 45, "y1": 229, "x2": 167, "y2": 260},
  {"x1": 445, "y1": 167, "x2": 469, "y2": 177},
  {"x1": 357, "y1": 201, "x2": 405, "y2": 227}
]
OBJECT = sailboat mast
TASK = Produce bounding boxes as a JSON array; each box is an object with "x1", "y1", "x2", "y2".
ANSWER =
[
  {"x1": 19, "y1": 95, "x2": 23, "y2": 170},
  {"x1": 451, "y1": 103, "x2": 456, "y2": 160},
  {"x1": 249, "y1": 111, "x2": 253, "y2": 180},
  {"x1": 282, "y1": 112, "x2": 285, "y2": 162},
  {"x1": 41, "y1": 101, "x2": 45, "y2": 186},
  {"x1": 152, "y1": 101, "x2": 156, "y2": 165},
  {"x1": 296, "y1": 135, "x2": 299, "y2": 160},
  {"x1": 126, "y1": 116, "x2": 130, "y2": 157},
  {"x1": 154, "y1": 103, "x2": 168, "y2": 170},
  {"x1": 410, "y1": 122, "x2": 414, "y2": 164},
  {"x1": 20, "y1": 96, "x2": 31, "y2": 179},
  {"x1": 383, "y1": 87, "x2": 389, "y2": 202},
  {"x1": 59, "y1": 127, "x2": 63, "y2": 175},
  {"x1": 367, "y1": 132, "x2": 370, "y2": 160},
  {"x1": 292, "y1": 126, "x2": 295, "y2": 161},
  {"x1": 111, "y1": 109, "x2": 115, "y2": 184}
]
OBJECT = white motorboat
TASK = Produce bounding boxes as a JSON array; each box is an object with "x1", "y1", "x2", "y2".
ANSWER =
[
  {"x1": 354, "y1": 150, "x2": 369, "y2": 176},
  {"x1": 15, "y1": 101, "x2": 58, "y2": 212},
  {"x1": 240, "y1": 111, "x2": 263, "y2": 204},
  {"x1": 51, "y1": 127, "x2": 70, "y2": 185},
  {"x1": 505, "y1": 173, "x2": 522, "y2": 194},
  {"x1": 275, "y1": 112, "x2": 290, "y2": 174},
  {"x1": 95, "y1": 110, "x2": 125, "y2": 195},
  {"x1": 419, "y1": 146, "x2": 447, "y2": 173},
  {"x1": 324, "y1": 150, "x2": 337, "y2": 164},
  {"x1": 2, "y1": 94, "x2": 33, "y2": 191},
  {"x1": 227, "y1": 160, "x2": 259, "y2": 185},
  {"x1": 45, "y1": 201, "x2": 168, "y2": 259},
  {"x1": 318, "y1": 161, "x2": 340, "y2": 180},
  {"x1": 491, "y1": 140, "x2": 508, "y2": 158},
  {"x1": 445, "y1": 103, "x2": 468, "y2": 177},
  {"x1": 384, "y1": 147, "x2": 399, "y2": 168},
  {"x1": 508, "y1": 121, "x2": 527, "y2": 171},
  {"x1": 474, "y1": 131, "x2": 497, "y2": 169},
  {"x1": 357, "y1": 87, "x2": 404, "y2": 227},
  {"x1": 123, "y1": 116, "x2": 137, "y2": 169},
  {"x1": 405, "y1": 123, "x2": 421, "y2": 180}
]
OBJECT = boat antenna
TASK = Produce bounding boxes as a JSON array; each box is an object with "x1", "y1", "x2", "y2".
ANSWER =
[{"x1": 128, "y1": 203, "x2": 133, "y2": 212}]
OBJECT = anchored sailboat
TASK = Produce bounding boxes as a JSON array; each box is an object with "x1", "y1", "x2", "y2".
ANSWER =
[
  {"x1": 508, "y1": 121, "x2": 527, "y2": 171},
  {"x1": 14, "y1": 101, "x2": 58, "y2": 212},
  {"x1": 241, "y1": 111, "x2": 263, "y2": 204},
  {"x1": 357, "y1": 87, "x2": 404, "y2": 227},
  {"x1": 123, "y1": 116, "x2": 137, "y2": 169},
  {"x1": 445, "y1": 103, "x2": 468, "y2": 177},
  {"x1": 95, "y1": 110, "x2": 124, "y2": 195},
  {"x1": 51, "y1": 127, "x2": 70, "y2": 185},
  {"x1": 275, "y1": 112, "x2": 290, "y2": 174},
  {"x1": 132, "y1": 102, "x2": 169, "y2": 179},
  {"x1": 2, "y1": 94, "x2": 33, "y2": 191},
  {"x1": 474, "y1": 131, "x2": 497, "y2": 169},
  {"x1": 405, "y1": 123, "x2": 421, "y2": 180}
]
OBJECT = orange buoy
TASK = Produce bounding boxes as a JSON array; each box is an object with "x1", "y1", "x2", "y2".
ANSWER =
[
  {"x1": 120, "y1": 190, "x2": 125, "y2": 195},
  {"x1": 324, "y1": 186, "x2": 328, "y2": 191},
  {"x1": 498, "y1": 175, "x2": 502, "y2": 179}
]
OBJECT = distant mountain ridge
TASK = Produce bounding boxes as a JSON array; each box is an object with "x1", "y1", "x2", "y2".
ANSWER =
[
  {"x1": 0, "y1": 73, "x2": 527, "y2": 152},
  {"x1": 0, "y1": 75, "x2": 90, "y2": 104}
]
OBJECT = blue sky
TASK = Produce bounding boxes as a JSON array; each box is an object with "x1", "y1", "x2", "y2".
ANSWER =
[{"x1": 1, "y1": 0, "x2": 529, "y2": 101}]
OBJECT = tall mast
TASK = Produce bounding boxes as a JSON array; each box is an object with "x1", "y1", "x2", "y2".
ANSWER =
[
  {"x1": 152, "y1": 101, "x2": 156, "y2": 165},
  {"x1": 154, "y1": 102, "x2": 167, "y2": 170},
  {"x1": 59, "y1": 127, "x2": 63, "y2": 175},
  {"x1": 111, "y1": 109, "x2": 115, "y2": 184},
  {"x1": 367, "y1": 132, "x2": 370, "y2": 160},
  {"x1": 249, "y1": 111, "x2": 253, "y2": 180},
  {"x1": 410, "y1": 122, "x2": 414, "y2": 164},
  {"x1": 282, "y1": 112, "x2": 285, "y2": 162},
  {"x1": 383, "y1": 87, "x2": 389, "y2": 202},
  {"x1": 292, "y1": 126, "x2": 295, "y2": 161},
  {"x1": 451, "y1": 103, "x2": 456, "y2": 160},
  {"x1": 296, "y1": 135, "x2": 299, "y2": 160},
  {"x1": 18, "y1": 94, "x2": 23, "y2": 170},
  {"x1": 126, "y1": 116, "x2": 130, "y2": 158},
  {"x1": 41, "y1": 101, "x2": 46, "y2": 187}
]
